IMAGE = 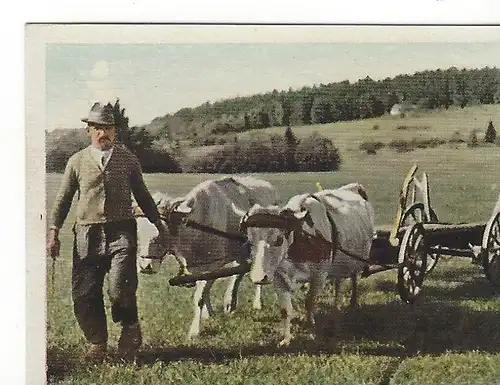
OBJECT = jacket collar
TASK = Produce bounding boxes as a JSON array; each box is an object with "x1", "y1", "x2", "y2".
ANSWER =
[{"x1": 86, "y1": 145, "x2": 118, "y2": 171}]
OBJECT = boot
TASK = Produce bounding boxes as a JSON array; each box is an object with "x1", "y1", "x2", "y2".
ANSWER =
[{"x1": 118, "y1": 322, "x2": 142, "y2": 357}]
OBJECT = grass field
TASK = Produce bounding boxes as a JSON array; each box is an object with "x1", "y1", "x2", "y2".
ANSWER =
[
  {"x1": 186, "y1": 104, "x2": 500, "y2": 159},
  {"x1": 235, "y1": 104, "x2": 500, "y2": 153},
  {"x1": 45, "y1": 109, "x2": 500, "y2": 384}
]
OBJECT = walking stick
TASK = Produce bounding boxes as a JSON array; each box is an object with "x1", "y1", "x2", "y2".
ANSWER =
[
  {"x1": 48, "y1": 237, "x2": 60, "y2": 297},
  {"x1": 50, "y1": 255, "x2": 56, "y2": 297}
]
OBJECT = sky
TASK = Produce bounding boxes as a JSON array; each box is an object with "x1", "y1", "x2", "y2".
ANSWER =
[{"x1": 45, "y1": 42, "x2": 500, "y2": 130}]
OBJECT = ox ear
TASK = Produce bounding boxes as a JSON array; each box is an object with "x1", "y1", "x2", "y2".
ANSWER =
[
  {"x1": 151, "y1": 191, "x2": 165, "y2": 206},
  {"x1": 231, "y1": 203, "x2": 247, "y2": 218},
  {"x1": 175, "y1": 196, "x2": 194, "y2": 214}
]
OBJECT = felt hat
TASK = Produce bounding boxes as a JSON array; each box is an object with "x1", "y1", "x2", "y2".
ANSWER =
[{"x1": 81, "y1": 102, "x2": 115, "y2": 125}]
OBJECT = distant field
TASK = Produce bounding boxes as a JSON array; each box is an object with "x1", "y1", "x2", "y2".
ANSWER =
[
  {"x1": 45, "y1": 117, "x2": 500, "y2": 384},
  {"x1": 186, "y1": 104, "x2": 500, "y2": 157}
]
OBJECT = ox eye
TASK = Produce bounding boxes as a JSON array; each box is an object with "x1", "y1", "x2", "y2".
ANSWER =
[{"x1": 272, "y1": 235, "x2": 284, "y2": 247}]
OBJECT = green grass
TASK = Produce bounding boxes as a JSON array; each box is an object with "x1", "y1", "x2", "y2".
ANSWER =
[{"x1": 45, "y1": 116, "x2": 500, "y2": 384}]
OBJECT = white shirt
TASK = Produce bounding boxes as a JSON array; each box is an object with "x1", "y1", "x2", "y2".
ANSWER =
[{"x1": 90, "y1": 145, "x2": 114, "y2": 168}]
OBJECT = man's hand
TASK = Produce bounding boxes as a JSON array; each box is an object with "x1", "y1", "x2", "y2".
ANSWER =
[{"x1": 46, "y1": 229, "x2": 61, "y2": 259}]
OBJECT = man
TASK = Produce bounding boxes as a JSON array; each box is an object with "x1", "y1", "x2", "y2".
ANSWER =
[{"x1": 46, "y1": 102, "x2": 169, "y2": 360}]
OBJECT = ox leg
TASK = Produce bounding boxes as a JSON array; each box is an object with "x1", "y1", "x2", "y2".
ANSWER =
[
  {"x1": 223, "y1": 274, "x2": 244, "y2": 314},
  {"x1": 329, "y1": 278, "x2": 343, "y2": 338},
  {"x1": 252, "y1": 284, "x2": 262, "y2": 310},
  {"x1": 174, "y1": 255, "x2": 191, "y2": 276},
  {"x1": 334, "y1": 279, "x2": 342, "y2": 310},
  {"x1": 305, "y1": 274, "x2": 327, "y2": 340},
  {"x1": 187, "y1": 280, "x2": 208, "y2": 340},
  {"x1": 201, "y1": 280, "x2": 215, "y2": 319},
  {"x1": 277, "y1": 289, "x2": 294, "y2": 347},
  {"x1": 349, "y1": 273, "x2": 359, "y2": 310}
]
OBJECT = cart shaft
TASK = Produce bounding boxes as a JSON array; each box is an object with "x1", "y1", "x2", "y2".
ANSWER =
[{"x1": 429, "y1": 246, "x2": 475, "y2": 258}]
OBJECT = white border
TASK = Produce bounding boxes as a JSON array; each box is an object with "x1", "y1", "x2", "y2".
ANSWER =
[{"x1": 15, "y1": 3, "x2": 500, "y2": 382}]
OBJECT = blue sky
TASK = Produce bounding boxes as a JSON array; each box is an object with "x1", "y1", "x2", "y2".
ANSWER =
[{"x1": 46, "y1": 42, "x2": 500, "y2": 130}]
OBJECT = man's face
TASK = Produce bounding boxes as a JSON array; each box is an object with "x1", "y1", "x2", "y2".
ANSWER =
[{"x1": 87, "y1": 124, "x2": 116, "y2": 150}]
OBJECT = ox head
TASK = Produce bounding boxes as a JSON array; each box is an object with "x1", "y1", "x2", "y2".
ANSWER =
[
  {"x1": 136, "y1": 216, "x2": 169, "y2": 275},
  {"x1": 136, "y1": 192, "x2": 193, "y2": 275},
  {"x1": 233, "y1": 202, "x2": 309, "y2": 285}
]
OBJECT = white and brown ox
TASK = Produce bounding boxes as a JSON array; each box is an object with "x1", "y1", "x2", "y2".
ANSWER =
[
  {"x1": 234, "y1": 183, "x2": 375, "y2": 346},
  {"x1": 135, "y1": 176, "x2": 278, "y2": 339}
]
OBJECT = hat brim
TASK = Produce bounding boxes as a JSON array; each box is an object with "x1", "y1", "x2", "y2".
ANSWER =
[{"x1": 82, "y1": 118, "x2": 115, "y2": 125}]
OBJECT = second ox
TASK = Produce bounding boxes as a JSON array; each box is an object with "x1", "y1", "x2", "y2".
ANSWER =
[
  {"x1": 234, "y1": 183, "x2": 375, "y2": 346},
  {"x1": 135, "y1": 175, "x2": 278, "y2": 339}
]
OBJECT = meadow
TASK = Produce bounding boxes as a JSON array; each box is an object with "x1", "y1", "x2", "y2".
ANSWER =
[{"x1": 45, "y1": 107, "x2": 500, "y2": 384}]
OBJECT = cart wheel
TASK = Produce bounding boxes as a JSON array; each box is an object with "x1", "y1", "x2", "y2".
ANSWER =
[
  {"x1": 397, "y1": 223, "x2": 428, "y2": 304},
  {"x1": 426, "y1": 251, "x2": 440, "y2": 274},
  {"x1": 401, "y1": 203, "x2": 438, "y2": 227},
  {"x1": 482, "y1": 211, "x2": 500, "y2": 287},
  {"x1": 401, "y1": 203, "x2": 439, "y2": 273}
]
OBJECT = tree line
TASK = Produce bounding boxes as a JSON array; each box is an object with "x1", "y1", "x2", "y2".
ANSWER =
[
  {"x1": 188, "y1": 127, "x2": 341, "y2": 173},
  {"x1": 145, "y1": 66, "x2": 500, "y2": 141}
]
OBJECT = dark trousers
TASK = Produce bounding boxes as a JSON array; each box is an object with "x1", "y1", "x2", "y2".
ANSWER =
[{"x1": 72, "y1": 219, "x2": 138, "y2": 344}]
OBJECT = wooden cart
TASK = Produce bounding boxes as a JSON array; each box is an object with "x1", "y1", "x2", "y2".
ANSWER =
[{"x1": 366, "y1": 165, "x2": 500, "y2": 304}]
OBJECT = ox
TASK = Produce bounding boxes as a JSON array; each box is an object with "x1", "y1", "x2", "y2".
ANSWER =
[
  {"x1": 234, "y1": 183, "x2": 375, "y2": 346},
  {"x1": 136, "y1": 176, "x2": 278, "y2": 339}
]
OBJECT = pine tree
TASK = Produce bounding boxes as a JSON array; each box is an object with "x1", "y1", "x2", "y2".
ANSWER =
[
  {"x1": 468, "y1": 130, "x2": 479, "y2": 148},
  {"x1": 485, "y1": 121, "x2": 497, "y2": 143},
  {"x1": 284, "y1": 126, "x2": 298, "y2": 171},
  {"x1": 112, "y1": 99, "x2": 130, "y2": 145}
]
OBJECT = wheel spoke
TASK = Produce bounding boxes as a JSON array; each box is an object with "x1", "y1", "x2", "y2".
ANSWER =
[{"x1": 491, "y1": 236, "x2": 500, "y2": 247}]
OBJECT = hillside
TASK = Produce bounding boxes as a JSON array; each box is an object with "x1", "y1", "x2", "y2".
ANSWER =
[
  {"x1": 142, "y1": 66, "x2": 500, "y2": 145},
  {"x1": 187, "y1": 104, "x2": 500, "y2": 158}
]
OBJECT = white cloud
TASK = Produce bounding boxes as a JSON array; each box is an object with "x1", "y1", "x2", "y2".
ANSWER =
[
  {"x1": 90, "y1": 60, "x2": 110, "y2": 79},
  {"x1": 86, "y1": 60, "x2": 118, "y2": 105}
]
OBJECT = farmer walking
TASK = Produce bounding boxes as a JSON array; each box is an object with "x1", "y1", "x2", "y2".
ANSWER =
[{"x1": 46, "y1": 102, "x2": 168, "y2": 360}]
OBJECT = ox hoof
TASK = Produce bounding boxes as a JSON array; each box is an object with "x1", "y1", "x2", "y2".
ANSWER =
[
  {"x1": 223, "y1": 307, "x2": 236, "y2": 315},
  {"x1": 201, "y1": 310, "x2": 211, "y2": 319}
]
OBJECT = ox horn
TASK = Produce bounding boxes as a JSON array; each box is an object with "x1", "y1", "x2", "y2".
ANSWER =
[
  {"x1": 174, "y1": 197, "x2": 194, "y2": 214},
  {"x1": 231, "y1": 203, "x2": 248, "y2": 218}
]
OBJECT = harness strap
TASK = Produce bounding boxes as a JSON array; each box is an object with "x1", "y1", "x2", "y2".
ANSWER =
[
  {"x1": 183, "y1": 218, "x2": 248, "y2": 243},
  {"x1": 140, "y1": 213, "x2": 248, "y2": 244}
]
